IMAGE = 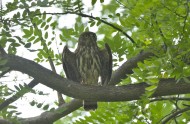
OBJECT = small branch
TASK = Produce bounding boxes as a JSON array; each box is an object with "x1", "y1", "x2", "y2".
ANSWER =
[
  {"x1": 150, "y1": 97, "x2": 190, "y2": 102},
  {"x1": 19, "y1": 99, "x2": 82, "y2": 124},
  {"x1": 115, "y1": 0, "x2": 127, "y2": 8},
  {"x1": 0, "y1": 79, "x2": 38, "y2": 111},
  {"x1": 161, "y1": 107, "x2": 190, "y2": 123}
]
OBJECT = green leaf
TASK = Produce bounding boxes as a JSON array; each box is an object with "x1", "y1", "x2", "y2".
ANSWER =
[
  {"x1": 43, "y1": 104, "x2": 49, "y2": 110},
  {"x1": 44, "y1": 25, "x2": 49, "y2": 30},
  {"x1": 42, "y1": 13, "x2": 46, "y2": 20},
  {"x1": 23, "y1": 29, "x2": 30, "y2": 35},
  {"x1": 37, "y1": 103, "x2": 43, "y2": 108},
  {"x1": 47, "y1": 17, "x2": 52, "y2": 23},
  {"x1": 40, "y1": 22, "x2": 46, "y2": 28},
  {"x1": 59, "y1": 34, "x2": 66, "y2": 42},
  {"x1": 24, "y1": 43, "x2": 31, "y2": 48},
  {"x1": 96, "y1": 21, "x2": 101, "y2": 26},
  {"x1": 108, "y1": 15, "x2": 113, "y2": 18},
  {"x1": 145, "y1": 85, "x2": 157, "y2": 92},
  {"x1": 91, "y1": 0, "x2": 97, "y2": 5},
  {"x1": 14, "y1": 85, "x2": 20, "y2": 91},
  {"x1": 90, "y1": 21, "x2": 95, "y2": 27},
  {"x1": 31, "y1": 2, "x2": 36, "y2": 6},
  {"x1": 30, "y1": 100, "x2": 35, "y2": 106},
  {"x1": 100, "y1": 0, "x2": 104, "y2": 3},
  {"x1": 44, "y1": 32, "x2": 48, "y2": 39},
  {"x1": 19, "y1": 84, "x2": 24, "y2": 89},
  {"x1": 34, "y1": 37, "x2": 41, "y2": 44},
  {"x1": 50, "y1": 21, "x2": 57, "y2": 29},
  {"x1": 28, "y1": 36, "x2": 35, "y2": 42}
]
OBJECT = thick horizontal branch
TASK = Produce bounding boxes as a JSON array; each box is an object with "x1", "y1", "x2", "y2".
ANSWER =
[
  {"x1": 2, "y1": 53, "x2": 190, "y2": 102},
  {"x1": 0, "y1": 50, "x2": 154, "y2": 123},
  {"x1": 0, "y1": 118, "x2": 12, "y2": 124}
]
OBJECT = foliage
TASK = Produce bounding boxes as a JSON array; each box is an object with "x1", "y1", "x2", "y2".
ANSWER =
[{"x1": 0, "y1": 0, "x2": 190, "y2": 123}]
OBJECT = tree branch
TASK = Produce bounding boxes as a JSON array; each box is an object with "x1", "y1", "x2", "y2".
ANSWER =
[
  {"x1": 0, "y1": 118, "x2": 12, "y2": 124},
  {"x1": 150, "y1": 97, "x2": 190, "y2": 102},
  {"x1": 0, "y1": 50, "x2": 154, "y2": 123},
  {"x1": 109, "y1": 51, "x2": 154, "y2": 85},
  {"x1": 161, "y1": 107, "x2": 190, "y2": 123},
  {"x1": 2, "y1": 53, "x2": 190, "y2": 101},
  {"x1": 1, "y1": 51, "x2": 190, "y2": 123},
  {"x1": 19, "y1": 99, "x2": 82, "y2": 124}
]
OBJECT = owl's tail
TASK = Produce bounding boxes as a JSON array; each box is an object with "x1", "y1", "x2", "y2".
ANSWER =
[{"x1": 83, "y1": 100, "x2": 97, "y2": 111}]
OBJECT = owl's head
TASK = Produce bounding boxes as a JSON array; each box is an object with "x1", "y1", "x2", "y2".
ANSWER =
[{"x1": 78, "y1": 32, "x2": 97, "y2": 46}]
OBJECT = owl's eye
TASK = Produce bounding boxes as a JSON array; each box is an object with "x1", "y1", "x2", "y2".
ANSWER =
[
  {"x1": 84, "y1": 35, "x2": 88, "y2": 38},
  {"x1": 90, "y1": 34, "x2": 96, "y2": 38}
]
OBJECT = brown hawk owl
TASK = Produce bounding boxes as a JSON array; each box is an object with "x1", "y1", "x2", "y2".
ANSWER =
[{"x1": 62, "y1": 31, "x2": 112, "y2": 110}]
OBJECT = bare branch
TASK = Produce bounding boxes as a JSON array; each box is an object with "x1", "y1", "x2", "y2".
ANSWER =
[
  {"x1": 0, "y1": 50, "x2": 153, "y2": 123},
  {"x1": 1, "y1": 50, "x2": 190, "y2": 123},
  {"x1": 2, "y1": 53, "x2": 190, "y2": 101}
]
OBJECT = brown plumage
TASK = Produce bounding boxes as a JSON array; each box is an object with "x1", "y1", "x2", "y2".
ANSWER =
[{"x1": 62, "y1": 31, "x2": 112, "y2": 110}]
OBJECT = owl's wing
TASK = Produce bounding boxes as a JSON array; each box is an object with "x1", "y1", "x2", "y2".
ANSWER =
[
  {"x1": 99, "y1": 43, "x2": 112, "y2": 85},
  {"x1": 62, "y1": 46, "x2": 81, "y2": 83}
]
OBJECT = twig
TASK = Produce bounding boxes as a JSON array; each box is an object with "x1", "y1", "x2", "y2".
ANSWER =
[
  {"x1": 115, "y1": 0, "x2": 127, "y2": 8},
  {"x1": 161, "y1": 107, "x2": 190, "y2": 123},
  {"x1": 150, "y1": 97, "x2": 190, "y2": 102}
]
